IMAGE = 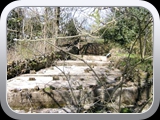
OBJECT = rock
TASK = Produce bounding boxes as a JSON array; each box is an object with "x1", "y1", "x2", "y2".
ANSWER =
[
  {"x1": 34, "y1": 86, "x2": 40, "y2": 91},
  {"x1": 83, "y1": 103, "x2": 94, "y2": 110},
  {"x1": 126, "y1": 81, "x2": 134, "y2": 87},
  {"x1": 28, "y1": 77, "x2": 36, "y2": 81},
  {"x1": 84, "y1": 68, "x2": 91, "y2": 73},
  {"x1": 13, "y1": 88, "x2": 20, "y2": 92},
  {"x1": 69, "y1": 46, "x2": 79, "y2": 54},
  {"x1": 79, "y1": 78, "x2": 84, "y2": 81},
  {"x1": 113, "y1": 87, "x2": 138, "y2": 105},
  {"x1": 21, "y1": 69, "x2": 27, "y2": 74},
  {"x1": 91, "y1": 65, "x2": 94, "y2": 68},
  {"x1": 30, "y1": 70, "x2": 36, "y2": 74},
  {"x1": 52, "y1": 75, "x2": 59, "y2": 80}
]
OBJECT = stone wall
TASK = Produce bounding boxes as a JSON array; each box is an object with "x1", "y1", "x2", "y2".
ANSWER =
[
  {"x1": 7, "y1": 54, "x2": 53, "y2": 79},
  {"x1": 7, "y1": 51, "x2": 71, "y2": 79},
  {"x1": 7, "y1": 82, "x2": 153, "y2": 113}
]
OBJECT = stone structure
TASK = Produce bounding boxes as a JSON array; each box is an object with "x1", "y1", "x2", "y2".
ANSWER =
[{"x1": 7, "y1": 58, "x2": 153, "y2": 113}]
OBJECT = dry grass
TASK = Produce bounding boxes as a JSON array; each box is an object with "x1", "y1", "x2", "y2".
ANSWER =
[{"x1": 7, "y1": 40, "x2": 54, "y2": 63}]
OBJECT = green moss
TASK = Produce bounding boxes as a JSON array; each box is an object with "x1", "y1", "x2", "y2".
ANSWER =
[
  {"x1": 14, "y1": 65, "x2": 20, "y2": 70},
  {"x1": 43, "y1": 86, "x2": 56, "y2": 92},
  {"x1": 76, "y1": 85, "x2": 83, "y2": 90},
  {"x1": 116, "y1": 53, "x2": 138, "y2": 58},
  {"x1": 44, "y1": 87, "x2": 52, "y2": 92},
  {"x1": 120, "y1": 108, "x2": 132, "y2": 113},
  {"x1": 93, "y1": 39, "x2": 105, "y2": 44}
]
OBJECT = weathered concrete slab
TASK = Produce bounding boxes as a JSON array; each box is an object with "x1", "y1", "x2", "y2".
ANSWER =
[
  {"x1": 7, "y1": 62, "x2": 123, "y2": 112},
  {"x1": 7, "y1": 59, "x2": 152, "y2": 113},
  {"x1": 77, "y1": 55, "x2": 108, "y2": 61},
  {"x1": 56, "y1": 60, "x2": 110, "y2": 66}
]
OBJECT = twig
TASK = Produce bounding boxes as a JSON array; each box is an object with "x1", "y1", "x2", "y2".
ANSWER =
[{"x1": 135, "y1": 96, "x2": 153, "y2": 113}]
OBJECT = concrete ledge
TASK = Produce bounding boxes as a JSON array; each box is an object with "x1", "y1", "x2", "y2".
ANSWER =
[
  {"x1": 76, "y1": 55, "x2": 108, "y2": 62},
  {"x1": 56, "y1": 60, "x2": 110, "y2": 66}
]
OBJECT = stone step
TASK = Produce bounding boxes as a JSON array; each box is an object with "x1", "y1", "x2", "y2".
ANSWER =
[
  {"x1": 7, "y1": 65, "x2": 122, "y2": 91},
  {"x1": 56, "y1": 60, "x2": 110, "y2": 66}
]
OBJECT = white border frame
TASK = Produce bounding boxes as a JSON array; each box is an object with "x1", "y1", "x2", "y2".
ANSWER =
[{"x1": 0, "y1": 0, "x2": 160, "y2": 120}]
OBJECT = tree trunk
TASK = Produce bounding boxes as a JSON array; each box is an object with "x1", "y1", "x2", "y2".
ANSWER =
[{"x1": 54, "y1": 7, "x2": 60, "y2": 52}]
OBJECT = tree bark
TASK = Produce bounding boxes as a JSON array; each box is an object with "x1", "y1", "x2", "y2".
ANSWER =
[{"x1": 54, "y1": 7, "x2": 60, "y2": 52}]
